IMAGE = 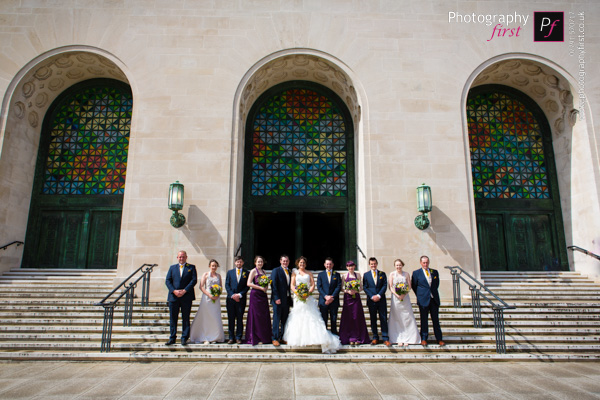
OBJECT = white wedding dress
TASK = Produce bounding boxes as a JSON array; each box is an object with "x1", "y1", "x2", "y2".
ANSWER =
[
  {"x1": 283, "y1": 271, "x2": 342, "y2": 354},
  {"x1": 388, "y1": 271, "x2": 421, "y2": 345},
  {"x1": 189, "y1": 274, "x2": 225, "y2": 343}
]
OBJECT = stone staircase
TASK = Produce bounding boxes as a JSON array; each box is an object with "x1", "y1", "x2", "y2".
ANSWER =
[{"x1": 0, "y1": 268, "x2": 599, "y2": 362}]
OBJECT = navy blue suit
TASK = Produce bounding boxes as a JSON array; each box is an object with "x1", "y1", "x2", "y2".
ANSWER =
[
  {"x1": 165, "y1": 263, "x2": 197, "y2": 341},
  {"x1": 363, "y1": 269, "x2": 389, "y2": 341},
  {"x1": 411, "y1": 268, "x2": 443, "y2": 342},
  {"x1": 225, "y1": 268, "x2": 249, "y2": 341},
  {"x1": 270, "y1": 266, "x2": 291, "y2": 341},
  {"x1": 317, "y1": 270, "x2": 342, "y2": 334}
]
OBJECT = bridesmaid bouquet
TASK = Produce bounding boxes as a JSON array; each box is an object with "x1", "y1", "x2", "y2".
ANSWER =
[
  {"x1": 345, "y1": 279, "x2": 361, "y2": 298},
  {"x1": 210, "y1": 284, "x2": 222, "y2": 303},
  {"x1": 257, "y1": 275, "x2": 272, "y2": 288},
  {"x1": 395, "y1": 282, "x2": 410, "y2": 301},
  {"x1": 295, "y1": 282, "x2": 310, "y2": 302}
]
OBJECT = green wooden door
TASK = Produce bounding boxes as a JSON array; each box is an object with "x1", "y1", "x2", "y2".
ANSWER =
[
  {"x1": 477, "y1": 212, "x2": 558, "y2": 271},
  {"x1": 468, "y1": 85, "x2": 567, "y2": 271},
  {"x1": 22, "y1": 79, "x2": 131, "y2": 269}
]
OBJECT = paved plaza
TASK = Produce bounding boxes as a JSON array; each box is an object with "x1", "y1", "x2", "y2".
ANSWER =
[{"x1": 0, "y1": 361, "x2": 599, "y2": 399}]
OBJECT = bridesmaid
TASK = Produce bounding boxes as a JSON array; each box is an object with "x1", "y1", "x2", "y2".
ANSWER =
[
  {"x1": 388, "y1": 258, "x2": 421, "y2": 346},
  {"x1": 338, "y1": 260, "x2": 370, "y2": 345},
  {"x1": 189, "y1": 259, "x2": 225, "y2": 344},
  {"x1": 244, "y1": 255, "x2": 272, "y2": 345}
]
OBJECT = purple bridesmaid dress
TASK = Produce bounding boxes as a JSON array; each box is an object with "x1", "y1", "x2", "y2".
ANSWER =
[
  {"x1": 244, "y1": 268, "x2": 272, "y2": 345},
  {"x1": 338, "y1": 273, "x2": 370, "y2": 345}
]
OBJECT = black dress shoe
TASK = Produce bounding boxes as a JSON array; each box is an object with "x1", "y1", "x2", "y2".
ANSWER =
[
  {"x1": 181, "y1": 338, "x2": 188, "y2": 346},
  {"x1": 227, "y1": 339, "x2": 235, "y2": 344},
  {"x1": 236, "y1": 339, "x2": 242, "y2": 344},
  {"x1": 166, "y1": 339, "x2": 176, "y2": 346}
]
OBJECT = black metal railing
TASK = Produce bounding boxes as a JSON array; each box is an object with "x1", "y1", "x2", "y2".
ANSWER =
[
  {"x1": 567, "y1": 245, "x2": 600, "y2": 262},
  {"x1": 445, "y1": 266, "x2": 515, "y2": 354},
  {"x1": 95, "y1": 263, "x2": 157, "y2": 352},
  {"x1": 1, "y1": 241, "x2": 24, "y2": 251}
]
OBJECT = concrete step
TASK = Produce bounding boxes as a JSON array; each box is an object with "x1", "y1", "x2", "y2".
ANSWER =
[{"x1": 1, "y1": 349, "x2": 598, "y2": 362}]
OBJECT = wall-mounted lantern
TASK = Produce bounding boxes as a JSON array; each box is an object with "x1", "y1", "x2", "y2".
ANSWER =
[
  {"x1": 168, "y1": 181, "x2": 186, "y2": 228},
  {"x1": 414, "y1": 183, "x2": 432, "y2": 230}
]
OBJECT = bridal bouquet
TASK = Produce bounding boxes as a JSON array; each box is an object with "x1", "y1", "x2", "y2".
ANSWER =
[
  {"x1": 345, "y1": 279, "x2": 360, "y2": 298},
  {"x1": 295, "y1": 282, "x2": 310, "y2": 302},
  {"x1": 257, "y1": 275, "x2": 271, "y2": 288},
  {"x1": 210, "y1": 284, "x2": 222, "y2": 303},
  {"x1": 395, "y1": 282, "x2": 410, "y2": 301}
]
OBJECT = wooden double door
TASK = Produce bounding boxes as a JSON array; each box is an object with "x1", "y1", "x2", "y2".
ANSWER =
[
  {"x1": 476, "y1": 209, "x2": 566, "y2": 271},
  {"x1": 23, "y1": 199, "x2": 122, "y2": 269}
]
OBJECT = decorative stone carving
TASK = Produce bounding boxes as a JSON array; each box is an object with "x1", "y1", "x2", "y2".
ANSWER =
[
  {"x1": 22, "y1": 82, "x2": 35, "y2": 98},
  {"x1": 240, "y1": 54, "x2": 360, "y2": 128},
  {"x1": 569, "y1": 109, "x2": 579, "y2": 126},
  {"x1": 9, "y1": 52, "x2": 128, "y2": 128},
  {"x1": 471, "y1": 59, "x2": 574, "y2": 139},
  {"x1": 28, "y1": 111, "x2": 39, "y2": 128},
  {"x1": 34, "y1": 93, "x2": 48, "y2": 108},
  {"x1": 34, "y1": 66, "x2": 52, "y2": 80},
  {"x1": 13, "y1": 101, "x2": 25, "y2": 119}
]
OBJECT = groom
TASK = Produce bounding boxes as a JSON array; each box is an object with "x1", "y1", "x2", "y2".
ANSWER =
[
  {"x1": 363, "y1": 257, "x2": 390, "y2": 346},
  {"x1": 317, "y1": 257, "x2": 342, "y2": 334},
  {"x1": 411, "y1": 255, "x2": 444, "y2": 346},
  {"x1": 165, "y1": 250, "x2": 197, "y2": 346},
  {"x1": 271, "y1": 254, "x2": 292, "y2": 346},
  {"x1": 225, "y1": 255, "x2": 249, "y2": 344}
]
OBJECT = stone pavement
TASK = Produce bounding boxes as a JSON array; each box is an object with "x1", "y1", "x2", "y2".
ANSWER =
[{"x1": 0, "y1": 361, "x2": 599, "y2": 399}]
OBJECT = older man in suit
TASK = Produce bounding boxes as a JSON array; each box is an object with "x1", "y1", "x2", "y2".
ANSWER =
[
  {"x1": 165, "y1": 250, "x2": 197, "y2": 346},
  {"x1": 363, "y1": 257, "x2": 390, "y2": 346},
  {"x1": 225, "y1": 255, "x2": 249, "y2": 344},
  {"x1": 411, "y1": 255, "x2": 444, "y2": 346},
  {"x1": 317, "y1": 257, "x2": 342, "y2": 334}
]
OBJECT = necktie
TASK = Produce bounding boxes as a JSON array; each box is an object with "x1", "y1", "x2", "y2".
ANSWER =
[
  {"x1": 179, "y1": 265, "x2": 184, "y2": 277},
  {"x1": 327, "y1": 270, "x2": 331, "y2": 283},
  {"x1": 425, "y1": 269, "x2": 430, "y2": 278},
  {"x1": 236, "y1": 268, "x2": 240, "y2": 282},
  {"x1": 372, "y1": 271, "x2": 377, "y2": 282}
]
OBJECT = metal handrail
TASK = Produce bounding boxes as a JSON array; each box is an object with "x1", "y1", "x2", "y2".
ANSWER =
[
  {"x1": 568, "y1": 245, "x2": 600, "y2": 262},
  {"x1": 356, "y1": 244, "x2": 367, "y2": 259},
  {"x1": 445, "y1": 265, "x2": 515, "y2": 354},
  {"x1": 95, "y1": 263, "x2": 157, "y2": 352},
  {"x1": 1, "y1": 241, "x2": 24, "y2": 251}
]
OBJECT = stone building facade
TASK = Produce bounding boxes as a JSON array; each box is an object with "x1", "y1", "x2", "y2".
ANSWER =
[{"x1": 0, "y1": 0, "x2": 598, "y2": 300}]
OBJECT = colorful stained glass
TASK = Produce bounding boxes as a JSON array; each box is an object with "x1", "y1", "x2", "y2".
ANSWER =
[
  {"x1": 42, "y1": 86, "x2": 132, "y2": 195},
  {"x1": 251, "y1": 88, "x2": 347, "y2": 196},
  {"x1": 467, "y1": 91, "x2": 550, "y2": 199}
]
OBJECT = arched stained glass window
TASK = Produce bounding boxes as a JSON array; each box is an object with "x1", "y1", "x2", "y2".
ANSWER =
[
  {"x1": 467, "y1": 91, "x2": 550, "y2": 199},
  {"x1": 242, "y1": 81, "x2": 356, "y2": 269},
  {"x1": 250, "y1": 88, "x2": 347, "y2": 197},
  {"x1": 467, "y1": 84, "x2": 568, "y2": 272},
  {"x1": 41, "y1": 86, "x2": 132, "y2": 195}
]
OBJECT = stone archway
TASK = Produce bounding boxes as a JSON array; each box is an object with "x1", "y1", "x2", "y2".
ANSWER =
[
  {"x1": 463, "y1": 56, "x2": 600, "y2": 275},
  {"x1": 227, "y1": 50, "x2": 370, "y2": 270},
  {"x1": 0, "y1": 48, "x2": 132, "y2": 270}
]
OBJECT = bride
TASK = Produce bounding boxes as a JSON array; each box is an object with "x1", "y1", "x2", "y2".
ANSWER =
[
  {"x1": 283, "y1": 256, "x2": 341, "y2": 354},
  {"x1": 388, "y1": 258, "x2": 420, "y2": 346}
]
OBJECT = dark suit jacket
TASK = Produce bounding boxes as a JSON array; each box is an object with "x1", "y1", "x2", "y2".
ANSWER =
[
  {"x1": 165, "y1": 263, "x2": 197, "y2": 303},
  {"x1": 317, "y1": 270, "x2": 342, "y2": 307},
  {"x1": 225, "y1": 268, "x2": 249, "y2": 301},
  {"x1": 363, "y1": 270, "x2": 387, "y2": 306},
  {"x1": 411, "y1": 268, "x2": 440, "y2": 307},
  {"x1": 270, "y1": 266, "x2": 291, "y2": 307}
]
